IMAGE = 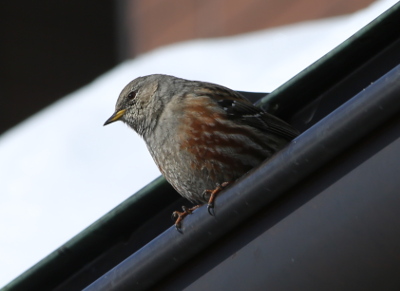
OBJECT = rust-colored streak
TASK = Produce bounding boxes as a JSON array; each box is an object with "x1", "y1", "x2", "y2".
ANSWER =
[{"x1": 179, "y1": 98, "x2": 267, "y2": 173}]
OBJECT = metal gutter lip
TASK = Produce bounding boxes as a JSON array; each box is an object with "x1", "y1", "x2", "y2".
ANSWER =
[{"x1": 84, "y1": 64, "x2": 400, "y2": 291}]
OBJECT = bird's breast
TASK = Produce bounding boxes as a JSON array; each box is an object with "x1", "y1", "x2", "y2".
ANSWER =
[{"x1": 177, "y1": 98, "x2": 270, "y2": 175}]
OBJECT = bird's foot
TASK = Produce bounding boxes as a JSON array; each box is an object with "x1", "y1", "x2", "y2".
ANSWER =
[
  {"x1": 172, "y1": 205, "x2": 200, "y2": 233},
  {"x1": 202, "y1": 182, "x2": 231, "y2": 216}
]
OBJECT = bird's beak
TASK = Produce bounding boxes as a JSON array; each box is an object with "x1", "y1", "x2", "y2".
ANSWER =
[{"x1": 104, "y1": 109, "x2": 126, "y2": 126}]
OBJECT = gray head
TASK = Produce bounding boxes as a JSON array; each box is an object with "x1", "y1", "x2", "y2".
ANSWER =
[{"x1": 104, "y1": 74, "x2": 181, "y2": 137}]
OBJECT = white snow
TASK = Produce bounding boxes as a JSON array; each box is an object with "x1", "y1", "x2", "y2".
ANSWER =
[{"x1": 0, "y1": 0, "x2": 397, "y2": 287}]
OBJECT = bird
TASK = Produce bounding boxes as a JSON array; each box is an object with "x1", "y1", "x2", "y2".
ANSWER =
[{"x1": 104, "y1": 74, "x2": 299, "y2": 231}]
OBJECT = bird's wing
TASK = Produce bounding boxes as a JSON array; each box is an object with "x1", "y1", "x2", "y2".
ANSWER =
[
  {"x1": 216, "y1": 98, "x2": 299, "y2": 140},
  {"x1": 193, "y1": 82, "x2": 299, "y2": 141}
]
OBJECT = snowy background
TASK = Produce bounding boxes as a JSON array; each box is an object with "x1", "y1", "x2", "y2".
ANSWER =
[{"x1": 0, "y1": 0, "x2": 397, "y2": 287}]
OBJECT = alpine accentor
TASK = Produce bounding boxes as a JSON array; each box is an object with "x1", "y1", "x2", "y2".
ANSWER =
[{"x1": 104, "y1": 74, "x2": 299, "y2": 230}]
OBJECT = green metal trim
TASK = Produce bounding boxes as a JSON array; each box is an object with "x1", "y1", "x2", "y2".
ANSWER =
[{"x1": 258, "y1": 1, "x2": 400, "y2": 118}]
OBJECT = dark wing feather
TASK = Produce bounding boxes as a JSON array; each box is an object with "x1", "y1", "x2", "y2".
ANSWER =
[
  {"x1": 192, "y1": 81, "x2": 299, "y2": 141},
  {"x1": 217, "y1": 99, "x2": 299, "y2": 140}
]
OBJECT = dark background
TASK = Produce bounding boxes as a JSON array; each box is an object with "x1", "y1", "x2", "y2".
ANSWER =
[{"x1": 0, "y1": 1, "x2": 119, "y2": 135}]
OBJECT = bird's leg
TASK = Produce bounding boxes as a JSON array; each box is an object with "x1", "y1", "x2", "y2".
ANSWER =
[
  {"x1": 202, "y1": 182, "x2": 231, "y2": 216},
  {"x1": 172, "y1": 205, "x2": 201, "y2": 232}
]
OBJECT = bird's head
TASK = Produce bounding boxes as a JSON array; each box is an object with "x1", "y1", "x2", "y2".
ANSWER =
[{"x1": 104, "y1": 74, "x2": 177, "y2": 137}]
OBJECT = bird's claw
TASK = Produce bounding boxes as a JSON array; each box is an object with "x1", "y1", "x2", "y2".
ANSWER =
[
  {"x1": 202, "y1": 189, "x2": 210, "y2": 201},
  {"x1": 207, "y1": 202, "x2": 215, "y2": 216},
  {"x1": 171, "y1": 205, "x2": 200, "y2": 233},
  {"x1": 204, "y1": 181, "x2": 231, "y2": 216},
  {"x1": 175, "y1": 223, "x2": 183, "y2": 233},
  {"x1": 171, "y1": 211, "x2": 178, "y2": 221}
]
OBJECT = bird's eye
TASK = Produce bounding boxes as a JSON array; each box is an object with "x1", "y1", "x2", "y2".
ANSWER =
[{"x1": 127, "y1": 91, "x2": 136, "y2": 100}]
